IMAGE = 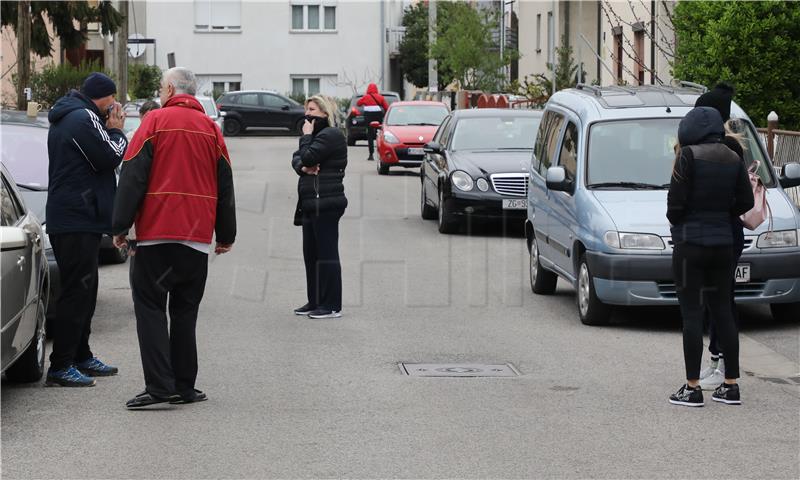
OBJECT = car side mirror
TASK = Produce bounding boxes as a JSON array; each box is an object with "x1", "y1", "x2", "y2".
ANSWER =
[
  {"x1": 369, "y1": 121, "x2": 382, "y2": 129},
  {"x1": 423, "y1": 141, "x2": 443, "y2": 154},
  {"x1": 0, "y1": 226, "x2": 28, "y2": 251},
  {"x1": 779, "y1": 163, "x2": 800, "y2": 189},
  {"x1": 546, "y1": 166, "x2": 574, "y2": 193}
]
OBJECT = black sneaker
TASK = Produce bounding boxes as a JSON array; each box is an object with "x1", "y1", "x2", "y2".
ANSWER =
[
  {"x1": 712, "y1": 383, "x2": 741, "y2": 405},
  {"x1": 669, "y1": 384, "x2": 704, "y2": 407},
  {"x1": 293, "y1": 303, "x2": 316, "y2": 315},
  {"x1": 308, "y1": 309, "x2": 342, "y2": 319}
]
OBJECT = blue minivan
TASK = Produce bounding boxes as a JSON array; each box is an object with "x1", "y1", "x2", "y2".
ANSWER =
[{"x1": 525, "y1": 84, "x2": 800, "y2": 325}]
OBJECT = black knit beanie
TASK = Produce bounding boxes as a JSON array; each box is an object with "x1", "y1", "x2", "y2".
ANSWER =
[
  {"x1": 81, "y1": 72, "x2": 117, "y2": 99},
  {"x1": 694, "y1": 82, "x2": 735, "y2": 122}
]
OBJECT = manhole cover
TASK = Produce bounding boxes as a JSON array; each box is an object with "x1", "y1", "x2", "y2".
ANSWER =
[{"x1": 400, "y1": 363, "x2": 520, "y2": 377}]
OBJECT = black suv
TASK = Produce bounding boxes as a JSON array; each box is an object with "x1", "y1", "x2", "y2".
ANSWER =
[
  {"x1": 345, "y1": 91, "x2": 400, "y2": 145},
  {"x1": 217, "y1": 90, "x2": 306, "y2": 136}
]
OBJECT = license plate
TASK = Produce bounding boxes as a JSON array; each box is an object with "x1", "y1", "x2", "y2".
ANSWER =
[
  {"x1": 408, "y1": 148, "x2": 425, "y2": 156},
  {"x1": 735, "y1": 263, "x2": 750, "y2": 283},
  {"x1": 502, "y1": 199, "x2": 527, "y2": 210}
]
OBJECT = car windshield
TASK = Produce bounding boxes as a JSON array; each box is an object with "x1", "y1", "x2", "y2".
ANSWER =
[
  {"x1": 386, "y1": 105, "x2": 448, "y2": 126},
  {"x1": 451, "y1": 116, "x2": 541, "y2": 151},
  {"x1": 0, "y1": 124, "x2": 49, "y2": 189},
  {"x1": 123, "y1": 115, "x2": 141, "y2": 134},
  {"x1": 198, "y1": 97, "x2": 217, "y2": 116},
  {"x1": 586, "y1": 118, "x2": 774, "y2": 188}
]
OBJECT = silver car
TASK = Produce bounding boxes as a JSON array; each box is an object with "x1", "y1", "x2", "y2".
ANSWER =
[
  {"x1": 526, "y1": 84, "x2": 800, "y2": 325},
  {"x1": 1, "y1": 163, "x2": 48, "y2": 382}
]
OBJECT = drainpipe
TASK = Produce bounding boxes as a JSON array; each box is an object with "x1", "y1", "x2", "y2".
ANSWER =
[
  {"x1": 381, "y1": 1, "x2": 386, "y2": 90},
  {"x1": 650, "y1": 0, "x2": 655, "y2": 84},
  {"x1": 596, "y1": 1, "x2": 601, "y2": 83}
]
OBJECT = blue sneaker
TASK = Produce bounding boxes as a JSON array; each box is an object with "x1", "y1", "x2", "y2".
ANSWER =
[
  {"x1": 76, "y1": 357, "x2": 118, "y2": 377},
  {"x1": 46, "y1": 366, "x2": 96, "y2": 387}
]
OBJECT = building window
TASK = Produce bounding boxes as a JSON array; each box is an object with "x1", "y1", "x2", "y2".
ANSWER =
[
  {"x1": 291, "y1": 3, "x2": 337, "y2": 31},
  {"x1": 612, "y1": 28, "x2": 623, "y2": 83},
  {"x1": 292, "y1": 77, "x2": 322, "y2": 97},
  {"x1": 195, "y1": 0, "x2": 241, "y2": 32},
  {"x1": 633, "y1": 23, "x2": 645, "y2": 85},
  {"x1": 536, "y1": 14, "x2": 541, "y2": 53}
]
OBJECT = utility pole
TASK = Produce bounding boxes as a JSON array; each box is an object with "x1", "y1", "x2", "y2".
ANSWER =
[
  {"x1": 16, "y1": 0, "x2": 31, "y2": 111},
  {"x1": 428, "y1": 0, "x2": 437, "y2": 93},
  {"x1": 116, "y1": 0, "x2": 129, "y2": 102}
]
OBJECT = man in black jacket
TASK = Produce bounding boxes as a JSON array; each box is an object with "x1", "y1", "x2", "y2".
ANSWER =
[{"x1": 45, "y1": 73, "x2": 127, "y2": 387}]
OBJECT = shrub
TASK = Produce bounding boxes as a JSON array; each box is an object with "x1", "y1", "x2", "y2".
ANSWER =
[
  {"x1": 128, "y1": 63, "x2": 162, "y2": 100},
  {"x1": 14, "y1": 60, "x2": 112, "y2": 108}
]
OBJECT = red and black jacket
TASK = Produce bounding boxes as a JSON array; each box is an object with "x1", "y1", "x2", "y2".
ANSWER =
[
  {"x1": 112, "y1": 94, "x2": 236, "y2": 245},
  {"x1": 356, "y1": 83, "x2": 389, "y2": 112}
]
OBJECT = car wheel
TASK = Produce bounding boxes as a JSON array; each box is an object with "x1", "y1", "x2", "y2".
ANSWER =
[
  {"x1": 529, "y1": 235, "x2": 557, "y2": 294},
  {"x1": 437, "y1": 188, "x2": 458, "y2": 234},
  {"x1": 770, "y1": 302, "x2": 800, "y2": 322},
  {"x1": 5, "y1": 300, "x2": 46, "y2": 383},
  {"x1": 223, "y1": 118, "x2": 241, "y2": 136},
  {"x1": 576, "y1": 254, "x2": 611, "y2": 325},
  {"x1": 99, "y1": 244, "x2": 128, "y2": 264},
  {"x1": 420, "y1": 179, "x2": 436, "y2": 220},
  {"x1": 377, "y1": 160, "x2": 389, "y2": 175}
]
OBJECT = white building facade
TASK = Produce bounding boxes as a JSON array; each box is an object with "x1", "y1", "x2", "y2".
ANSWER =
[
  {"x1": 518, "y1": 0, "x2": 675, "y2": 88},
  {"x1": 131, "y1": 0, "x2": 408, "y2": 100}
]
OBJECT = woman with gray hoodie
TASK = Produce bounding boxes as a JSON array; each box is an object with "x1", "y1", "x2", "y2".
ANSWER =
[{"x1": 666, "y1": 106, "x2": 754, "y2": 407}]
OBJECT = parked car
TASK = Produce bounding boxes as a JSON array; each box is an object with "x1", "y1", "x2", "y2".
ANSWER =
[
  {"x1": 196, "y1": 95, "x2": 224, "y2": 131},
  {"x1": 1, "y1": 163, "x2": 48, "y2": 382},
  {"x1": 372, "y1": 101, "x2": 450, "y2": 175},
  {"x1": 124, "y1": 95, "x2": 222, "y2": 136},
  {"x1": 420, "y1": 108, "x2": 543, "y2": 234},
  {"x1": 216, "y1": 90, "x2": 305, "y2": 136},
  {"x1": 345, "y1": 91, "x2": 401, "y2": 145},
  {"x1": 526, "y1": 84, "x2": 800, "y2": 325}
]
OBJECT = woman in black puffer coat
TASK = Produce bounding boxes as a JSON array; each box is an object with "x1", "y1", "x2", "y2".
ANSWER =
[{"x1": 291, "y1": 95, "x2": 348, "y2": 319}]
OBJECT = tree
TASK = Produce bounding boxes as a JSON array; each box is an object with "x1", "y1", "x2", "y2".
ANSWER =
[
  {"x1": 128, "y1": 63, "x2": 161, "y2": 100},
  {"x1": 431, "y1": 2, "x2": 517, "y2": 91},
  {"x1": 1, "y1": 1, "x2": 123, "y2": 108},
  {"x1": 672, "y1": 1, "x2": 800, "y2": 130},
  {"x1": 398, "y1": 1, "x2": 516, "y2": 91}
]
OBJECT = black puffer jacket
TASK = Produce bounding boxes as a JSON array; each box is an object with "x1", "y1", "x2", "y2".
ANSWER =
[
  {"x1": 292, "y1": 126, "x2": 348, "y2": 215},
  {"x1": 667, "y1": 107, "x2": 754, "y2": 246}
]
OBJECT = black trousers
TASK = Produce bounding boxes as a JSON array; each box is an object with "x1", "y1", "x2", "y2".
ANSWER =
[
  {"x1": 131, "y1": 244, "x2": 208, "y2": 398},
  {"x1": 48, "y1": 233, "x2": 101, "y2": 371},
  {"x1": 302, "y1": 211, "x2": 343, "y2": 311},
  {"x1": 672, "y1": 243, "x2": 740, "y2": 380},
  {"x1": 708, "y1": 234, "x2": 745, "y2": 357},
  {"x1": 364, "y1": 110, "x2": 384, "y2": 157}
]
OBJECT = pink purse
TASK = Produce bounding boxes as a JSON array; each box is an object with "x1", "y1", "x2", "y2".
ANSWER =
[{"x1": 740, "y1": 160, "x2": 771, "y2": 231}]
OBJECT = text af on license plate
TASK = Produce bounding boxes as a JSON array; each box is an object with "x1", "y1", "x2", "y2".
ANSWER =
[
  {"x1": 502, "y1": 199, "x2": 527, "y2": 210},
  {"x1": 735, "y1": 263, "x2": 750, "y2": 283}
]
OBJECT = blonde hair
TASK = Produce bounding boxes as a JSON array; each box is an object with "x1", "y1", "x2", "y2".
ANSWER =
[
  {"x1": 724, "y1": 119, "x2": 747, "y2": 152},
  {"x1": 305, "y1": 95, "x2": 338, "y2": 127}
]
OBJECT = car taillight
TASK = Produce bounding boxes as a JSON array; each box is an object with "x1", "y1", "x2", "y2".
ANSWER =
[{"x1": 350, "y1": 107, "x2": 360, "y2": 116}]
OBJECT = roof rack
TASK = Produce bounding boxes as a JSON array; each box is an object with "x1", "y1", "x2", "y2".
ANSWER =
[
  {"x1": 575, "y1": 83, "x2": 602, "y2": 96},
  {"x1": 677, "y1": 81, "x2": 708, "y2": 93},
  {"x1": 606, "y1": 85, "x2": 637, "y2": 95}
]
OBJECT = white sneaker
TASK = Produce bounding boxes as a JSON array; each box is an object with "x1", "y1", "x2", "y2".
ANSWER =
[{"x1": 700, "y1": 359, "x2": 725, "y2": 390}]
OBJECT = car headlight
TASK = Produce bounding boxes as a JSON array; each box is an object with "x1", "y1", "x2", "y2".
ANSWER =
[
  {"x1": 383, "y1": 131, "x2": 400, "y2": 144},
  {"x1": 757, "y1": 229, "x2": 798, "y2": 248},
  {"x1": 604, "y1": 231, "x2": 665, "y2": 250},
  {"x1": 451, "y1": 171, "x2": 474, "y2": 191},
  {"x1": 476, "y1": 178, "x2": 489, "y2": 192}
]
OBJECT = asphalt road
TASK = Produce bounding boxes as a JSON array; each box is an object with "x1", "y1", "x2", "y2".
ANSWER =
[{"x1": 2, "y1": 135, "x2": 798, "y2": 479}]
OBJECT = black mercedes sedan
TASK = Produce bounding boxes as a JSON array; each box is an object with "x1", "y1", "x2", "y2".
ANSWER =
[{"x1": 420, "y1": 108, "x2": 543, "y2": 234}]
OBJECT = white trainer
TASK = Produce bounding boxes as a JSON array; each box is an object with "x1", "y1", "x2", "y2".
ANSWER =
[{"x1": 700, "y1": 358, "x2": 725, "y2": 390}]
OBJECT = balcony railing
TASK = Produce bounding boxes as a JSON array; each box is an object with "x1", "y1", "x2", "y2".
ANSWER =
[{"x1": 386, "y1": 27, "x2": 406, "y2": 58}]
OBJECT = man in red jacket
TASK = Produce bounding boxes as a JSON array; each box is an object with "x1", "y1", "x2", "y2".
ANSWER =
[
  {"x1": 112, "y1": 67, "x2": 236, "y2": 409},
  {"x1": 357, "y1": 83, "x2": 389, "y2": 161}
]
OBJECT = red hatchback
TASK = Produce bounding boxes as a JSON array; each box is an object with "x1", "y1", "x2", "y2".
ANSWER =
[{"x1": 373, "y1": 101, "x2": 449, "y2": 175}]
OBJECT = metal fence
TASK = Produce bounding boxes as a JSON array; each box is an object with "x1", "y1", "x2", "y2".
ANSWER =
[{"x1": 757, "y1": 128, "x2": 800, "y2": 207}]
